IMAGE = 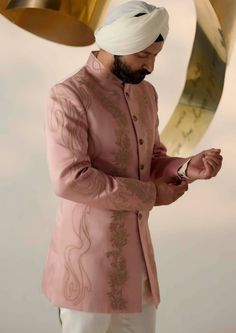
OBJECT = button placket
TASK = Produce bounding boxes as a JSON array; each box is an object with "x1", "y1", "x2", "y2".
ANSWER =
[{"x1": 124, "y1": 87, "x2": 145, "y2": 179}]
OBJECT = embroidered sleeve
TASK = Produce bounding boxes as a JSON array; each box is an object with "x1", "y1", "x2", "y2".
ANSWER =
[{"x1": 45, "y1": 84, "x2": 156, "y2": 211}]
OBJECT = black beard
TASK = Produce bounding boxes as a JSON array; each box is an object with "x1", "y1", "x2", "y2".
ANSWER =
[{"x1": 112, "y1": 55, "x2": 150, "y2": 84}]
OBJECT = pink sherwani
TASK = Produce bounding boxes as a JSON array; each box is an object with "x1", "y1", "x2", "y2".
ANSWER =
[{"x1": 42, "y1": 51, "x2": 186, "y2": 313}]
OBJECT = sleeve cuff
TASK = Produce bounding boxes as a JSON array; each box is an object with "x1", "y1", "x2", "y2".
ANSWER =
[{"x1": 177, "y1": 158, "x2": 192, "y2": 179}]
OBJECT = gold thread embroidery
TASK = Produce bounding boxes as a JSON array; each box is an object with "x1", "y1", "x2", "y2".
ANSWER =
[
  {"x1": 106, "y1": 211, "x2": 128, "y2": 310},
  {"x1": 75, "y1": 70, "x2": 132, "y2": 176},
  {"x1": 63, "y1": 205, "x2": 92, "y2": 305},
  {"x1": 49, "y1": 88, "x2": 88, "y2": 158},
  {"x1": 116, "y1": 178, "x2": 155, "y2": 206}
]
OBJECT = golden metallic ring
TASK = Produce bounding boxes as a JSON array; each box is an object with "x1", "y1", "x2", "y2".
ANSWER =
[
  {"x1": 0, "y1": 0, "x2": 110, "y2": 46},
  {"x1": 0, "y1": 0, "x2": 235, "y2": 156},
  {"x1": 160, "y1": 0, "x2": 236, "y2": 156}
]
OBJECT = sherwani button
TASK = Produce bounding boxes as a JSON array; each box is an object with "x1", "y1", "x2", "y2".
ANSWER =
[
  {"x1": 140, "y1": 164, "x2": 144, "y2": 170},
  {"x1": 138, "y1": 213, "x2": 143, "y2": 220},
  {"x1": 139, "y1": 139, "x2": 144, "y2": 145},
  {"x1": 133, "y1": 115, "x2": 138, "y2": 121}
]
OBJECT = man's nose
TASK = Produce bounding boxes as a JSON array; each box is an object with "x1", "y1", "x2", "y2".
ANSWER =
[{"x1": 144, "y1": 58, "x2": 155, "y2": 73}]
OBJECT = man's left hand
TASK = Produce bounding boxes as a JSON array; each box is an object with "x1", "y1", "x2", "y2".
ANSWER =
[{"x1": 186, "y1": 148, "x2": 223, "y2": 181}]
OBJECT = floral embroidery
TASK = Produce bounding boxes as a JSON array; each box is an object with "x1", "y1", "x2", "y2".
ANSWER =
[
  {"x1": 75, "y1": 70, "x2": 132, "y2": 176},
  {"x1": 106, "y1": 211, "x2": 128, "y2": 310},
  {"x1": 117, "y1": 178, "x2": 155, "y2": 206}
]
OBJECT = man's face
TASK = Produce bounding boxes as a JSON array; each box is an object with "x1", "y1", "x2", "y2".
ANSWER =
[{"x1": 112, "y1": 41, "x2": 164, "y2": 84}]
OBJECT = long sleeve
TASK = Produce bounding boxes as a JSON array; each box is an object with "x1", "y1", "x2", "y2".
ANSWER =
[
  {"x1": 150, "y1": 88, "x2": 189, "y2": 180},
  {"x1": 150, "y1": 129, "x2": 189, "y2": 179},
  {"x1": 44, "y1": 84, "x2": 156, "y2": 212}
]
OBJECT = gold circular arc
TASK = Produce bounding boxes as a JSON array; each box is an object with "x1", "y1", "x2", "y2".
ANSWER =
[
  {"x1": 0, "y1": 0, "x2": 235, "y2": 156},
  {"x1": 0, "y1": 0, "x2": 110, "y2": 46},
  {"x1": 160, "y1": 0, "x2": 236, "y2": 156}
]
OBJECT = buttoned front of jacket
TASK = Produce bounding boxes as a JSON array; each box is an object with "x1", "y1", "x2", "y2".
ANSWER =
[{"x1": 42, "y1": 51, "x2": 187, "y2": 313}]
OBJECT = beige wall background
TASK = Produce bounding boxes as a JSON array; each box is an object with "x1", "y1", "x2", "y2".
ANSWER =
[{"x1": 0, "y1": 1, "x2": 235, "y2": 332}]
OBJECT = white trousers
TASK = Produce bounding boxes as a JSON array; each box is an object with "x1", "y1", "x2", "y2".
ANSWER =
[
  {"x1": 59, "y1": 267, "x2": 156, "y2": 333},
  {"x1": 60, "y1": 302, "x2": 156, "y2": 333}
]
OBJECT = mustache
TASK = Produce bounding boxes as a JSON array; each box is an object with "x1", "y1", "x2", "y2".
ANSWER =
[{"x1": 136, "y1": 69, "x2": 151, "y2": 76}]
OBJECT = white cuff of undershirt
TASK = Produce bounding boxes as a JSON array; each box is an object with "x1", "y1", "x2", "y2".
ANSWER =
[{"x1": 177, "y1": 158, "x2": 192, "y2": 179}]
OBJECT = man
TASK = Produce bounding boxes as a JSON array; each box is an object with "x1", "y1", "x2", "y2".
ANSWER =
[{"x1": 42, "y1": 1, "x2": 222, "y2": 332}]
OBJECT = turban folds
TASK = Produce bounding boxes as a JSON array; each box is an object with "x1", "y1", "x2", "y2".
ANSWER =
[{"x1": 94, "y1": 1, "x2": 169, "y2": 55}]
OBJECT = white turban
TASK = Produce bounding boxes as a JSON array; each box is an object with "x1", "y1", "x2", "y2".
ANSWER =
[{"x1": 94, "y1": 1, "x2": 169, "y2": 55}]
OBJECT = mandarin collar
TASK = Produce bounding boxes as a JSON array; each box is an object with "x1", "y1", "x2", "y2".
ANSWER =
[{"x1": 85, "y1": 51, "x2": 131, "y2": 93}]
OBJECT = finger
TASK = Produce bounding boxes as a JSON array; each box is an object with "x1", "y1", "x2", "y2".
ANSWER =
[
  {"x1": 204, "y1": 151, "x2": 223, "y2": 160},
  {"x1": 205, "y1": 156, "x2": 222, "y2": 167},
  {"x1": 204, "y1": 148, "x2": 221, "y2": 153},
  {"x1": 202, "y1": 157, "x2": 222, "y2": 178},
  {"x1": 173, "y1": 190, "x2": 186, "y2": 202},
  {"x1": 205, "y1": 159, "x2": 217, "y2": 173},
  {"x1": 203, "y1": 154, "x2": 223, "y2": 165},
  {"x1": 202, "y1": 150, "x2": 222, "y2": 162},
  {"x1": 205, "y1": 156, "x2": 222, "y2": 168},
  {"x1": 178, "y1": 180, "x2": 188, "y2": 190},
  {"x1": 169, "y1": 180, "x2": 188, "y2": 190},
  {"x1": 200, "y1": 157, "x2": 213, "y2": 179},
  {"x1": 203, "y1": 152, "x2": 223, "y2": 163},
  {"x1": 204, "y1": 159, "x2": 221, "y2": 176},
  {"x1": 172, "y1": 183, "x2": 188, "y2": 197}
]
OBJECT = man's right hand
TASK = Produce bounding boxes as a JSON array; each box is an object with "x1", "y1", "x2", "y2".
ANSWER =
[{"x1": 154, "y1": 176, "x2": 188, "y2": 206}]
